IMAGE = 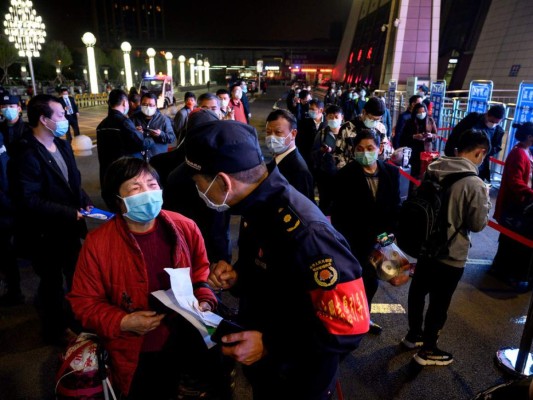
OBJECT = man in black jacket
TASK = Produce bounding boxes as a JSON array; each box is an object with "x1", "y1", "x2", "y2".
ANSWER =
[
  {"x1": 444, "y1": 104, "x2": 505, "y2": 183},
  {"x1": 265, "y1": 110, "x2": 315, "y2": 201},
  {"x1": 58, "y1": 87, "x2": 80, "y2": 141},
  {"x1": 8, "y1": 94, "x2": 92, "y2": 344},
  {"x1": 296, "y1": 99, "x2": 326, "y2": 171},
  {"x1": 96, "y1": 89, "x2": 154, "y2": 189}
]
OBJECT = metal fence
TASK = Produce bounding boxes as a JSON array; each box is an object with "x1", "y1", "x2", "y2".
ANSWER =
[{"x1": 75, "y1": 93, "x2": 109, "y2": 108}]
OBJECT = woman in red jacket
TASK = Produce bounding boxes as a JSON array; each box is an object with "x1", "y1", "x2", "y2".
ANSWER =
[
  {"x1": 68, "y1": 157, "x2": 224, "y2": 399},
  {"x1": 492, "y1": 122, "x2": 533, "y2": 287}
]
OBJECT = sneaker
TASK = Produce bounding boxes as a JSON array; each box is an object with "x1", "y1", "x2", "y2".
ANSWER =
[
  {"x1": 413, "y1": 348, "x2": 454, "y2": 366},
  {"x1": 401, "y1": 333, "x2": 423, "y2": 349},
  {"x1": 368, "y1": 320, "x2": 383, "y2": 335}
]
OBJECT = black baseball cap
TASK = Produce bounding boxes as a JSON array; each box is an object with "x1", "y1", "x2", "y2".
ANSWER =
[
  {"x1": 185, "y1": 120, "x2": 264, "y2": 175},
  {"x1": 0, "y1": 94, "x2": 20, "y2": 105}
]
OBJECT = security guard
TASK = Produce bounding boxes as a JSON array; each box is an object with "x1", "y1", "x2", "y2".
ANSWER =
[{"x1": 185, "y1": 120, "x2": 369, "y2": 400}]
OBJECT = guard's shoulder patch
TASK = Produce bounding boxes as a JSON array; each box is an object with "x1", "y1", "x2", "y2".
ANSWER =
[
  {"x1": 276, "y1": 206, "x2": 302, "y2": 234},
  {"x1": 309, "y1": 255, "x2": 338, "y2": 288}
]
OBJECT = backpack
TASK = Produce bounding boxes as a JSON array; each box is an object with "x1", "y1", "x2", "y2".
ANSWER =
[{"x1": 396, "y1": 171, "x2": 476, "y2": 259}]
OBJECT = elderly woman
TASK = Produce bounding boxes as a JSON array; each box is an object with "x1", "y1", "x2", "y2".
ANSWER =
[
  {"x1": 491, "y1": 123, "x2": 533, "y2": 288},
  {"x1": 68, "y1": 157, "x2": 221, "y2": 399}
]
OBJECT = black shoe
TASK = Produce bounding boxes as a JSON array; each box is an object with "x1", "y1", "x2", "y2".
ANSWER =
[
  {"x1": 368, "y1": 320, "x2": 383, "y2": 335},
  {"x1": 413, "y1": 347, "x2": 453, "y2": 366},
  {"x1": 401, "y1": 332, "x2": 424, "y2": 349}
]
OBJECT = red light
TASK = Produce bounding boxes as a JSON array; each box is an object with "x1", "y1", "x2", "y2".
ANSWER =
[
  {"x1": 357, "y1": 50, "x2": 362, "y2": 62},
  {"x1": 349, "y1": 52, "x2": 354, "y2": 63},
  {"x1": 367, "y1": 47, "x2": 373, "y2": 60}
]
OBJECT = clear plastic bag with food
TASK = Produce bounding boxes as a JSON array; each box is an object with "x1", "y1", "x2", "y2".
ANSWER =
[{"x1": 368, "y1": 232, "x2": 411, "y2": 286}]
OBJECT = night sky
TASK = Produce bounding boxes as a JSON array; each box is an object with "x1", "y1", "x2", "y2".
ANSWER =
[{"x1": 27, "y1": 0, "x2": 352, "y2": 48}]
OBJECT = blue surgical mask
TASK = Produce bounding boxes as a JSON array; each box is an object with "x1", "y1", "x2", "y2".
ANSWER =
[
  {"x1": 416, "y1": 113, "x2": 427, "y2": 120},
  {"x1": 120, "y1": 189, "x2": 163, "y2": 223},
  {"x1": 45, "y1": 118, "x2": 70, "y2": 137},
  {"x1": 354, "y1": 151, "x2": 379, "y2": 166},
  {"x1": 308, "y1": 110, "x2": 318, "y2": 119},
  {"x1": 2, "y1": 107, "x2": 19, "y2": 122},
  {"x1": 328, "y1": 119, "x2": 342, "y2": 129},
  {"x1": 241, "y1": 86, "x2": 248, "y2": 93},
  {"x1": 196, "y1": 178, "x2": 230, "y2": 212},
  {"x1": 363, "y1": 119, "x2": 378, "y2": 129},
  {"x1": 265, "y1": 134, "x2": 291, "y2": 155}
]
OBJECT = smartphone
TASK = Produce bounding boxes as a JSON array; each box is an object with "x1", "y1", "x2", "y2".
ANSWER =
[
  {"x1": 148, "y1": 293, "x2": 170, "y2": 315},
  {"x1": 211, "y1": 319, "x2": 246, "y2": 345}
]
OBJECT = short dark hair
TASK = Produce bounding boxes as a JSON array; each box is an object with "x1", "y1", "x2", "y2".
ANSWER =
[
  {"x1": 216, "y1": 88, "x2": 230, "y2": 96},
  {"x1": 27, "y1": 94, "x2": 61, "y2": 128},
  {"x1": 353, "y1": 129, "x2": 381, "y2": 148},
  {"x1": 457, "y1": 129, "x2": 491, "y2": 154},
  {"x1": 59, "y1": 87, "x2": 68, "y2": 94},
  {"x1": 487, "y1": 104, "x2": 505, "y2": 119},
  {"x1": 325, "y1": 105, "x2": 343, "y2": 116},
  {"x1": 141, "y1": 92, "x2": 158, "y2": 103},
  {"x1": 108, "y1": 89, "x2": 128, "y2": 108},
  {"x1": 298, "y1": 90, "x2": 309, "y2": 100},
  {"x1": 309, "y1": 99, "x2": 324, "y2": 109},
  {"x1": 197, "y1": 92, "x2": 219, "y2": 106},
  {"x1": 128, "y1": 93, "x2": 141, "y2": 103},
  {"x1": 266, "y1": 109, "x2": 297, "y2": 130},
  {"x1": 513, "y1": 122, "x2": 533, "y2": 142},
  {"x1": 409, "y1": 95, "x2": 422, "y2": 105},
  {"x1": 184, "y1": 91, "x2": 196, "y2": 101},
  {"x1": 102, "y1": 157, "x2": 160, "y2": 213},
  {"x1": 363, "y1": 97, "x2": 385, "y2": 116}
]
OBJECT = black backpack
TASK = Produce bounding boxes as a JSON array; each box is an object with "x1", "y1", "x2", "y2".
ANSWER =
[{"x1": 396, "y1": 171, "x2": 476, "y2": 259}]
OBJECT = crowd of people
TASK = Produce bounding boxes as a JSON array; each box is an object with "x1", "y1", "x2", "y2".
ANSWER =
[{"x1": 0, "y1": 79, "x2": 531, "y2": 399}]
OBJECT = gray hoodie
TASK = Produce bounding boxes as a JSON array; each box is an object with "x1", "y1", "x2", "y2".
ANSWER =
[{"x1": 426, "y1": 156, "x2": 491, "y2": 268}]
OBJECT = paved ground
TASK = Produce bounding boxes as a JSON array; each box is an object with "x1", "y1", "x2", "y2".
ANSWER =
[{"x1": 0, "y1": 85, "x2": 531, "y2": 400}]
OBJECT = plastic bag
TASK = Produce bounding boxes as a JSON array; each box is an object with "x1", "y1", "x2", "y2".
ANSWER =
[{"x1": 369, "y1": 233, "x2": 410, "y2": 286}]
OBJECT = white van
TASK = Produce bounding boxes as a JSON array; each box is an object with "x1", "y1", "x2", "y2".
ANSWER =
[{"x1": 140, "y1": 74, "x2": 175, "y2": 109}]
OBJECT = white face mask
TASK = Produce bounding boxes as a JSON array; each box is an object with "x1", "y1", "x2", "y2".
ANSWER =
[
  {"x1": 196, "y1": 178, "x2": 230, "y2": 212},
  {"x1": 62, "y1": 95, "x2": 69, "y2": 100},
  {"x1": 265, "y1": 133, "x2": 291, "y2": 155},
  {"x1": 416, "y1": 112, "x2": 427, "y2": 120},
  {"x1": 233, "y1": 91, "x2": 242, "y2": 100},
  {"x1": 220, "y1": 99, "x2": 229, "y2": 108},
  {"x1": 364, "y1": 119, "x2": 378, "y2": 129},
  {"x1": 141, "y1": 106, "x2": 157, "y2": 117}
]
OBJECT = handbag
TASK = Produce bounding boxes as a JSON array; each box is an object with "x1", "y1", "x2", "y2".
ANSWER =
[{"x1": 55, "y1": 332, "x2": 116, "y2": 400}]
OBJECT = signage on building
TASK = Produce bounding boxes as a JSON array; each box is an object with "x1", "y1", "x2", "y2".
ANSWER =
[
  {"x1": 467, "y1": 80, "x2": 493, "y2": 114},
  {"x1": 508, "y1": 80, "x2": 533, "y2": 151},
  {"x1": 430, "y1": 80, "x2": 446, "y2": 127},
  {"x1": 387, "y1": 80, "x2": 396, "y2": 112}
]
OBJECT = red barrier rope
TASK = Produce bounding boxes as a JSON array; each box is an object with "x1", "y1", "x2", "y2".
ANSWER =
[{"x1": 488, "y1": 220, "x2": 533, "y2": 248}]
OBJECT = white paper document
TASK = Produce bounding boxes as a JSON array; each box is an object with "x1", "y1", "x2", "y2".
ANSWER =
[{"x1": 151, "y1": 267, "x2": 223, "y2": 348}]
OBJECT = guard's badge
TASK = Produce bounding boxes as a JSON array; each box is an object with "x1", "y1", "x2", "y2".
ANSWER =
[{"x1": 310, "y1": 256, "x2": 338, "y2": 288}]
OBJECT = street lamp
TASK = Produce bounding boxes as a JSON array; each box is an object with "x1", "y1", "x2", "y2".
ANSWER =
[
  {"x1": 197, "y1": 59, "x2": 203, "y2": 85},
  {"x1": 204, "y1": 60, "x2": 210, "y2": 84},
  {"x1": 120, "y1": 41, "x2": 133, "y2": 90},
  {"x1": 81, "y1": 32, "x2": 99, "y2": 94},
  {"x1": 4, "y1": 0, "x2": 47, "y2": 96},
  {"x1": 147, "y1": 47, "x2": 156, "y2": 76},
  {"x1": 120, "y1": 69, "x2": 125, "y2": 85},
  {"x1": 21, "y1": 65, "x2": 27, "y2": 80},
  {"x1": 189, "y1": 57, "x2": 195, "y2": 85},
  {"x1": 103, "y1": 69, "x2": 108, "y2": 81},
  {"x1": 165, "y1": 52, "x2": 173, "y2": 78},
  {"x1": 83, "y1": 68, "x2": 88, "y2": 82},
  {"x1": 178, "y1": 55, "x2": 186, "y2": 86}
]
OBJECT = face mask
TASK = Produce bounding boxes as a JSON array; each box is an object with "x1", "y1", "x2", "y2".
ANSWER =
[
  {"x1": 363, "y1": 118, "x2": 378, "y2": 129},
  {"x1": 354, "y1": 151, "x2": 378, "y2": 166},
  {"x1": 265, "y1": 134, "x2": 291, "y2": 155},
  {"x1": 141, "y1": 106, "x2": 157, "y2": 117},
  {"x1": 337, "y1": 90, "x2": 342, "y2": 96},
  {"x1": 2, "y1": 108, "x2": 19, "y2": 122},
  {"x1": 123, "y1": 104, "x2": 130, "y2": 116},
  {"x1": 62, "y1": 95, "x2": 69, "y2": 100},
  {"x1": 241, "y1": 86, "x2": 248, "y2": 93},
  {"x1": 220, "y1": 99, "x2": 229, "y2": 108},
  {"x1": 348, "y1": 93, "x2": 354, "y2": 100},
  {"x1": 308, "y1": 110, "x2": 318, "y2": 119},
  {"x1": 416, "y1": 112, "x2": 427, "y2": 120},
  {"x1": 360, "y1": 91, "x2": 366, "y2": 98},
  {"x1": 197, "y1": 178, "x2": 230, "y2": 212},
  {"x1": 328, "y1": 119, "x2": 342, "y2": 129},
  {"x1": 485, "y1": 122, "x2": 497, "y2": 129},
  {"x1": 353, "y1": 93, "x2": 359, "y2": 100},
  {"x1": 45, "y1": 118, "x2": 69, "y2": 137},
  {"x1": 234, "y1": 92, "x2": 242, "y2": 100},
  {"x1": 120, "y1": 189, "x2": 163, "y2": 223}
]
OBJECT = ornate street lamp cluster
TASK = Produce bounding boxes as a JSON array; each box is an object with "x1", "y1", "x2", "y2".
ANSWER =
[{"x1": 4, "y1": 0, "x2": 46, "y2": 95}]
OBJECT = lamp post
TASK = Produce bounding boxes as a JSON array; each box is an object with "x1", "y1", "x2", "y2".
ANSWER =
[
  {"x1": 147, "y1": 47, "x2": 156, "y2": 76},
  {"x1": 120, "y1": 70, "x2": 125, "y2": 86},
  {"x1": 120, "y1": 41, "x2": 133, "y2": 90},
  {"x1": 103, "y1": 69, "x2": 108, "y2": 81},
  {"x1": 178, "y1": 55, "x2": 186, "y2": 86},
  {"x1": 83, "y1": 68, "x2": 88, "y2": 82},
  {"x1": 204, "y1": 60, "x2": 210, "y2": 84},
  {"x1": 165, "y1": 52, "x2": 173, "y2": 78},
  {"x1": 189, "y1": 57, "x2": 195, "y2": 85},
  {"x1": 197, "y1": 59, "x2": 203, "y2": 85},
  {"x1": 4, "y1": 0, "x2": 47, "y2": 96},
  {"x1": 257, "y1": 60, "x2": 263, "y2": 95},
  {"x1": 134, "y1": 71, "x2": 138, "y2": 85},
  {"x1": 81, "y1": 32, "x2": 99, "y2": 94},
  {"x1": 21, "y1": 65, "x2": 27, "y2": 80}
]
